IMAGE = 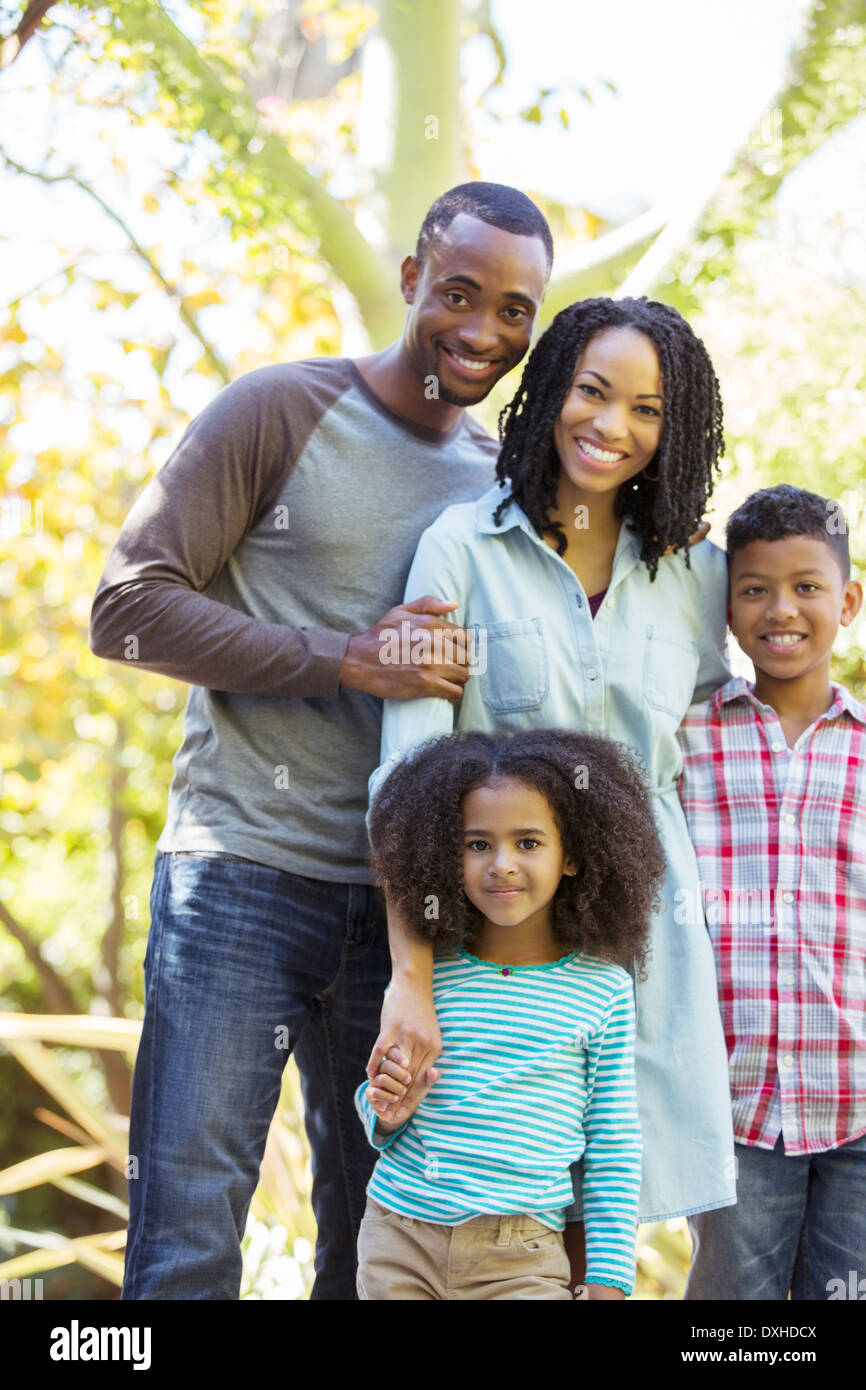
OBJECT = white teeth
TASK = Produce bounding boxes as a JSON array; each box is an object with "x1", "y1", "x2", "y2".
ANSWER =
[
  {"x1": 764, "y1": 633, "x2": 804, "y2": 646},
  {"x1": 578, "y1": 438, "x2": 624, "y2": 464},
  {"x1": 451, "y1": 353, "x2": 494, "y2": 371}
]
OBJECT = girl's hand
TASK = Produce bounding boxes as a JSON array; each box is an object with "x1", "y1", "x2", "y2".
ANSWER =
[
  {"x1": 366, "y1": 973, "x2": 442, "y2": 1120},
  {"x1": 366, "y1": 1050, "x2": 440, "y2": 1134},
  {"x1": 584, "y1": 1283, "x2": 625, "y2": 1300}
]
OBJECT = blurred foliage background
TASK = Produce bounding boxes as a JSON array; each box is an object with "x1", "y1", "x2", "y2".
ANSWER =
[{"x1": 0, "y1": 0, "x2": 864, "y2": 1299}]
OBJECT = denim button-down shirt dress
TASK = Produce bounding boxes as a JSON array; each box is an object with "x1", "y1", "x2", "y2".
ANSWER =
[{"x1": 370, "y1": 483, "x2": 737, "y2": 1222}]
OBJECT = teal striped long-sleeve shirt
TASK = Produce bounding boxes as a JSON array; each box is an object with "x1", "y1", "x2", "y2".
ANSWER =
[{"x1": 355, "y1": 946, "x2": 642, "y2": 1294}]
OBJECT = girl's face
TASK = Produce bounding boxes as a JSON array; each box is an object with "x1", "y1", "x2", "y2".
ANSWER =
[
  {"x1": 552, "y1": 326, "x2": 664, "y2": 499},
  {"x1": 461, "y1": 777, "x2": 575, "y2": 932}
]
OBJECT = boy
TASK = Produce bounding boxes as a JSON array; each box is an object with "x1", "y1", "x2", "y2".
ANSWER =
[{"x1": 677, "y1": 483, "x2": 866, "y2": 1300}]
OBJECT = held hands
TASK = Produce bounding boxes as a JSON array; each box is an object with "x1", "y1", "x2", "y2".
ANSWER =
[
  {"x1": 366, "y1": 972, "x2": 443, "y2": 1126},
  {"x1": 366, "y1": 1046, "x2": 440, "y2": 1136},
  {"x1": 339, "y1": 596, "x2": 473, "y2": 702}
]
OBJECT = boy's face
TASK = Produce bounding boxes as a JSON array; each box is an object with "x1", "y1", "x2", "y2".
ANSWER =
[{"x1": 728, "y1": 534, "x2": 862, "y2": 682}]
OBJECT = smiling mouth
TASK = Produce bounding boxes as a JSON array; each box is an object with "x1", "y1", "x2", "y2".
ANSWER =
[
  {"x1": 441, "y1": 347, "x2": 502, "y2": 376},
  {"x1": 760, "y1": 632, "x2": 807, "y2": 649},
  {"x1": 576, "y1": 437, "x2": 628, "y2": 467},
  {"x1": 485, "y1": 887, "x2": 525, "y2": 896}
]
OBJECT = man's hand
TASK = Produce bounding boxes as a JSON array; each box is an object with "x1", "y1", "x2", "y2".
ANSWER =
[
  {"x1": 366, "y1": 970, "x2": 442, "y2": 1122},
  {"x1": 366, "y1": 1046, "x2": 440, "y2": 1136},
  {"x1": 339, "y1": 596, "x2": 473, "y2": 702}
]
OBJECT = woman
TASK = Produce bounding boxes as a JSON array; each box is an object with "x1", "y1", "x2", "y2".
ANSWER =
[{"x1": 367, "y1": 296, "x2": 736, "y2": 1227}]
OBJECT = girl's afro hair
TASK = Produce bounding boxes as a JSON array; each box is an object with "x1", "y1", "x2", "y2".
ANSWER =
[{"x1": 369, "y1": 727, "x2": 665, "y2": 969}]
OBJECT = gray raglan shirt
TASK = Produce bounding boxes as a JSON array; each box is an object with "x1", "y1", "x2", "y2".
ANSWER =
[{"x1": 90, "y1": 358, "x2": 498, "y2": 882}]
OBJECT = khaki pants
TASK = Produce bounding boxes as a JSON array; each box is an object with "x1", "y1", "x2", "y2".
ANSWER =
[{"x1": 357, "y1": 1197, "x2": 575, "y2": 1300}]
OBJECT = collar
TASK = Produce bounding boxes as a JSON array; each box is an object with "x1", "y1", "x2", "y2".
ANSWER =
[
  {"x1": 711, "y1": 675, "x2": 866, "y2": 726},
  {"x1": 473, "y1": 483, "x2": 642, "y2": 576}
]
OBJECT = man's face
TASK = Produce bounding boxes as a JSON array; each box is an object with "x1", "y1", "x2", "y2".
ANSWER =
[{"x1": 400, "y1": 212, "x2": 549, "y2": 406}]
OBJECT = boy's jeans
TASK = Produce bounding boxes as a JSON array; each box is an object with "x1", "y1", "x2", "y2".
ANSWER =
[
  {"x1": 122, "y1": 851, "x2": 390, "y2": 1301},
  {"x1": 685, "y1": 1133, "x2": 866, "y2": 1300}
]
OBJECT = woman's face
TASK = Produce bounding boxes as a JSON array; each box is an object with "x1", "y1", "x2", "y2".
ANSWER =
[{"x1": 552, "y1": 326, "x2": 664, "y2": 499}]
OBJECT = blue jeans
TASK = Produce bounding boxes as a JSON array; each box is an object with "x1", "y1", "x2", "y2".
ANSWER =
[
  {"x1": 685, "y1": 1133, "x2": 866, "y2": 1300},
  {"x1": 122, "y1": 851, "x2": 390, "y2": 1301}
]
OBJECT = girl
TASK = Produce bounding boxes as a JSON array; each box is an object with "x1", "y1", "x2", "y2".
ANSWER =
[
  {"x1": 357, "y1": 728, "x2": 665, "y2": 1300},
  {"x1": 368, "y1": 296, "x2": 737, "y2": 1231}
]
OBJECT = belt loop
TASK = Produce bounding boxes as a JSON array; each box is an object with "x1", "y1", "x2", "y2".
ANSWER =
[{"x1": 496, "y1": 1214, "x2": 512, "y2": 1247}]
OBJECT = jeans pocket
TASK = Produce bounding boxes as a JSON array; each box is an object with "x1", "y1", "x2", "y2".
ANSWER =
[
  {"x1": 516, "y1": 1229, "x2": 562, "y2": 1254},
  {"x1": 143, "y1": 852, "x2": 171, "y2": 980}
]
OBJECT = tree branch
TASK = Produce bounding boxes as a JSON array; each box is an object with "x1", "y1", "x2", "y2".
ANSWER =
[
  {"x1": 0, "y1": 901, "x2": 80, "y2": 1015},
  {"x1": 374, "y1": 0, "x2": 462, "y2": 255},
  {"x1": 539, "y1": 205, "x2": 671, "y2": 323},
  {"x1": 121, "y1": 1, "x2": 400, "y2": 345},
  {"x1": 1, "y1": 153, "x2": 232, "y2": 383},
  {"x1": 0, "y1": 0, "x2": 57, "y2": 68},
  {"x1": 614, "y1": 157, "x2": 736, "y2": 302}
]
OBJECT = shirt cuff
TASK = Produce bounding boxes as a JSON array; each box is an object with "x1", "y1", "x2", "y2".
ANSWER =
[
  {"x1": 585, "y1": 1273, "x2": 633, "y2": 1296},
  {"x1": 303, "y1": 626, "x2": 351, "y2": 697}
]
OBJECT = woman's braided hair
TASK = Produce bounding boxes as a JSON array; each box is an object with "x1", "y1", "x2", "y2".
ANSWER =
[
  {"x1": 494, "y1": 296, "x2": 724, "y2": 579},
  {"x1": 369, "y1": 728, "x2": 665, "y2": 970}
]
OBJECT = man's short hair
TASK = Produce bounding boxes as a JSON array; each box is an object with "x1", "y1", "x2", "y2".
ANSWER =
[
  {"x1": 726, "y1": 483, "x2": 850, "y2": 581},
  {"x1": 416, "y1": 182, "x2": 554, "y2": 271}
]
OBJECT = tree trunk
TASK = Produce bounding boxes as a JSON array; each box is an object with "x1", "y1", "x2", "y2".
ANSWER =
[{"x1": 372, "y1": 0, "x2": 463, "y2": 259}]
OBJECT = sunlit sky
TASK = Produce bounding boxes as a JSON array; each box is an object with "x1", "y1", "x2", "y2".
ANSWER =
[{"x1": 473, "y1": 0, "x2": 808, "y2": 216}]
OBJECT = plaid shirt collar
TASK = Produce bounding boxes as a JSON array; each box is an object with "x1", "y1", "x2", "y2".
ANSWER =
[{"x1": 710, "y1": 675, "x2": 866, "y2": 727}]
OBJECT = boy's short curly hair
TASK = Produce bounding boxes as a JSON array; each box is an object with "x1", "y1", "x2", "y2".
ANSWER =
[
  {"x1": 369, "y1": 728, "x2": 665, "y2": 969},
  {"x1": 726, "y1": 483, "x2": 850, "y2": 581}
]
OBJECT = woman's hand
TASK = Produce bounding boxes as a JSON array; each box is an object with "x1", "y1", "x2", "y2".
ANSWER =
[
  {"x1": 662, "y1": 520, "x2": 710, "y2": 556},
  {"x1": 366, "y1": 971, "x2": 442, "y2": 1123}
]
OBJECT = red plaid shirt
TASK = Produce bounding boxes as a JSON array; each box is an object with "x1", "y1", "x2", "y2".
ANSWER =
[{"x1": 677, "y1": 677, "x2": 866, "y2": 1154}]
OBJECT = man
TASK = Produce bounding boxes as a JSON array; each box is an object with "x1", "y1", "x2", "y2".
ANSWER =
[{"x1": 90, "y1": 182, "x2": 552, "y2": 1300}]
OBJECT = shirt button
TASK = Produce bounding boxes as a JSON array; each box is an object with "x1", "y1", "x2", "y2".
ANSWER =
[
  {"x1": 783, "y1": 891, "x2": 794, "y2": 904},
  {"x1": 771, "y1": 741, "x2": 783, "y2": 752},
  {"x1": 782, "y1": 1053, "x2": 795, "y2": 1068},
  {"x1": 781, "y1": 971, "x2": 795, "y2": 987},
  {"x1": 587, "y1": 669, "x2": 598, "y2": 681},
  {"x1": 784, "y1": 814, "x2": 795, "y2": 825}
]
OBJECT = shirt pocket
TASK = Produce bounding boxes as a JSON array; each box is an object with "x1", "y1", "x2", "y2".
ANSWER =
[
  {"x1": 643, "y1": 623, "x2": 699, "y2": 724},
  {"x1": 477, "y1": 617, "x2": 549, "y2": 715}
]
